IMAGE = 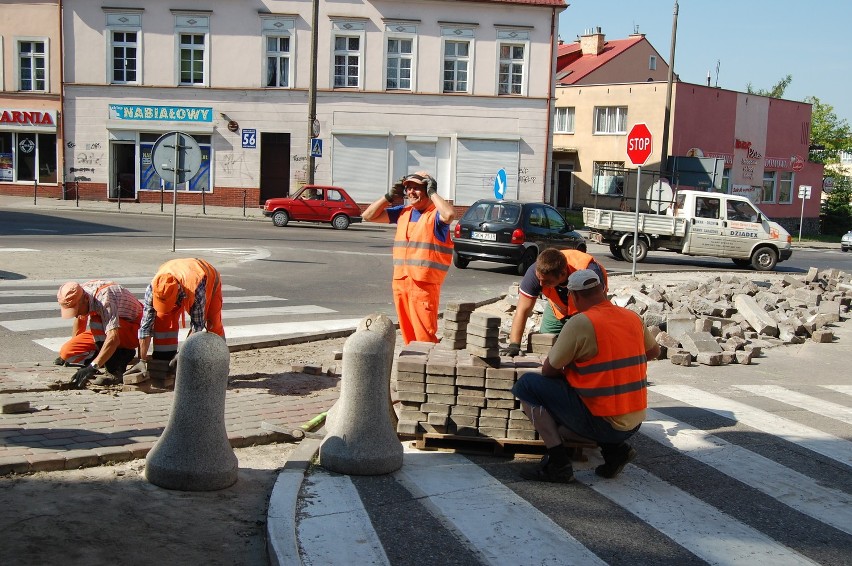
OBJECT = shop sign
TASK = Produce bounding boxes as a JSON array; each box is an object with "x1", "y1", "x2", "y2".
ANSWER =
[
  {"x1": 0, "y1": 109, "x2": 56, "y2": 127},
  {"x1": 109, "y1": 104, "x2": 213, "y2": 123}
]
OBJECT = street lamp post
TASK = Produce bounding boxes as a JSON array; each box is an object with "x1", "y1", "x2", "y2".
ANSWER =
[
  {"x1": 660, "y1": 1, "x2": 678, "y2": 174},
  {"x1": 307, "y1": 0, "x2": 319, "y2": 185}
]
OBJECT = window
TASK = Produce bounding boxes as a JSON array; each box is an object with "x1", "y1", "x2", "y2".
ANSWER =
[
  {"x1": 18, "y1": 39, "x2": 47, "y2": 91},
  {"x1": 261, "y1": 17, "x2": 294, "y2": 89},
  {"x1": 762, "y1": 170, "x2": 777, "y2": 203},
  {"x1": 778, "y1": 171, "x2": 794, "y2": 204},
  {"x1": 593, "y1": 161, "x2": 625, "y2": 195},
  {"x1": 594, "y1": 107, "x2": 627, "y2": 134},
  {"x1": 140, "y1": 133, "x2": 211, "y2": 192},
  {"x1": 721, "y1": 167, "x2": 731, "y2": 193},
  {"x1": 727, "y1": 200, "x2": 758, "y2": 223},
  {"x1": 384, "y1": 24, "x2": 416, "y2": 91},
  {"x1": 266, "y1": 36, "x2": 290, "y2": 87},
  {"x1": 695, "y1": 196, "x2": 721, "y2": 219},
  {"x1": 334, "y1": 36, "x2": 361, "y2": 87},
  {"x1": 554, "y1": 107, "x2": 575, "y2": 133},
  {"x1": 443, "y1": 40, "x2": 470, "y2": 93},
  {"x1": 173, "y1": 12, "x2": 209, "y2": 86},
  {"x1": 649, "y1": 55, "x2": 657, "y2": 71},
  {"x1": 0, "y1": 131, "x2": 57, "y2": 183},
  {"x1": 497, "y1": 43, "x2": 524, "y2": 95},
  {"x1": 544, "y1": 207, "x2": 567, "y2": 231},
  {"x1": 111, "y1": 31, "x2": 138, "y2": 84}
]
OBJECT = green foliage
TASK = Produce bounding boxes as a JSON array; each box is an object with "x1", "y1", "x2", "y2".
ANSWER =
[
  {"x1": 746, "y1": 74, "x2": 793, "y2": 98},
  {"x1": 820, "y1": 175, "x2": 852, "y2": 235},
  {"x1": 805, "y1": 96, "x2": 852, "y2": 164}
]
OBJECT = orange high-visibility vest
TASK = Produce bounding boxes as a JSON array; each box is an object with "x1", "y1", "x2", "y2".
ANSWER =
[
  {"x1": 563, "y1": 302, "x2": 648, "y2": 417},
  {"x1": 155, "y1": 258, "x2": 220, "y2": 318},
  {"x1": 392, "y1": 206, "x2": 453, "y2": 284},
  {"x1": 541, "y1": 250, "x2": 608, "y2": 320}
]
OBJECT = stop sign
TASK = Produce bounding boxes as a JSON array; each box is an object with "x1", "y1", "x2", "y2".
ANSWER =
[{"x1": 626, "y1": 123, "x2": 653, "y2": 166}]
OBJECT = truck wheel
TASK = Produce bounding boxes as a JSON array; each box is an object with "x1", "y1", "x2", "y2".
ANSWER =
[
  {"x1": 732, "y1": 258, "x2": 751, "y2": 268},
  {"x1": 453, "y1": 252, "x2": 470, "y2": 269},
  {"x1": 272, "y1": 210, "x2": 289, "y2": 227},
  {"x1": 517, "y1": 248, "x2": 537, "y2": 276},
  {"x1": 621, "y1": 238, "x2": 648, "y2": 262},
  {"x1": 751, "y1": 246, "x2": 778, "y2": 271},
  {"x1": 609, "y1": 243, "x2": 625, "y2": 261}
]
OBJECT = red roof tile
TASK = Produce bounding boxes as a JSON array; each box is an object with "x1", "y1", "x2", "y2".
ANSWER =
[{"x1": 556, "y1": 36, "x2": 646, "y2": 85}]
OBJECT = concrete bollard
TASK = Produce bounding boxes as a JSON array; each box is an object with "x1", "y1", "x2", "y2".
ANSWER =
[
  {"x1": 145, "y1": 332, "x2": 238, "y2": 491},
  {"x1": 320, "y1": 313, "x2": 403, "y2": 475}
]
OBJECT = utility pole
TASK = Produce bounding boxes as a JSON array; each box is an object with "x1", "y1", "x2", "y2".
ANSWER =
[
  {"x1": 307, "y1": 0, "x2": 319, "y2": 185},
  {"x1": 660, "y1": 0, "x2": 678, "y2": 176}
]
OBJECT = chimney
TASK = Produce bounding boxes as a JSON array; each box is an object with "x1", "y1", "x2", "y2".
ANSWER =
[{"x1": 580, "y1": 27, "x2": 605, "y2": 56}]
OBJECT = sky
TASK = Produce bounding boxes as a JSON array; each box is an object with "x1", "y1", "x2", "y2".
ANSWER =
[{"x1": 558, "y1": 0, "x2": 852, "y2": 126}]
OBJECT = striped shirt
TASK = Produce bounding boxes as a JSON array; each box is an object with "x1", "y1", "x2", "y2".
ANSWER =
[
  {"x1": 138, "y1": 277, "x2": 208, "y2": 338},
  {"x1": 80, "y1": 280, "x2": 143, "y2": 332}
]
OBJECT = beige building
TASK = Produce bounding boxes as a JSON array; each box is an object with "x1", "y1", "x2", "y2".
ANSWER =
[{"x1": 54, "y1": 0, "x2": 565, "y2": 208}]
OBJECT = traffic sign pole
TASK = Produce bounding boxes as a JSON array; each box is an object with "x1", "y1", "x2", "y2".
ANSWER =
[
  {"x1": 797, "y1": 185, "x2": 812, "y2": 243},
  {"x1": 632, "y1": 167, "x2": 641, "y2": 277},
  {"x1": 625, "y1": 123, "x2": 653, "y2": 277}
]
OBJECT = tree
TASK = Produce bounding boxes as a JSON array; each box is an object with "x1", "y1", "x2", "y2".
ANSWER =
[
  {"x1": 820, "y1": 174, "x2": 852, "y2": 235},
  {"x1": 805, "y1": 96, "x2": 852, "y2": 165},
  {"x1": 746, "y1": 74, "x2": 793, "y2": 98}
]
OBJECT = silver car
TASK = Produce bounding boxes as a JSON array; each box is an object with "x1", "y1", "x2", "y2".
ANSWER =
[{"x1": 842, "y1": 230, "x2": 852, "y2": 252}]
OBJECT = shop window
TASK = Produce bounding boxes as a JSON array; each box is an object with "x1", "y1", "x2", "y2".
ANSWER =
[
  {"x1": 778, "y1": 171, "x2": 794, "y2": 204},
  {"x1": 139, "y1": 133, "x2": 211, "y2": 192},
  {"x1": 443, "y1": 39, "x2": 470, "y2": 93},
  {"x1": 594, "y1": 107, "x2": 627, "y2": 134},
  {"x1": 554, "y1": 107, "x2": 574, "y2": 133},
  {"x1": 593, "y1": 161, "x2": 625, "y2": 195},
  {"x1": 18, "y1": 39, "x2": 48, "y2": 91},
  {"x1": 0, "y1": 131, "x2": 56, "y2": 183},
  {"x1": 762, "y1": 170, "x2": 777, "y2": 203}
]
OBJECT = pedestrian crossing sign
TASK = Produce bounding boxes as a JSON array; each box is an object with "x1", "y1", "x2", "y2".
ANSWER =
[{"x1": 311, "y1": 138, "x2": 322, "y2": 158}]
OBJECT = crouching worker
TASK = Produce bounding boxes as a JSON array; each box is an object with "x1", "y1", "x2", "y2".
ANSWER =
[
  {"x1": 512, "y1": 269, "x2": 660, "y2": 483},
  {"x1": 56, "y1": 281, "x2": 143, "y2": 388},
  {"x1": 130, "y1": 258, "x2": 224, "y2": 380}
]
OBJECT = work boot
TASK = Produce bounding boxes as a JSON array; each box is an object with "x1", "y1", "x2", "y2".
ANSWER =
[
  {"x1": 520, "y1": 452, "x2": 575, "y2": 484},
  {"x1": 105, "y1": 348, "x2": 136, "y2": 380},
  {"x1": 53, "y1": 357, "x2": 67, "y2": 366},
  {"x1": 596, "y1": 443, "x2": 637, "y2": 479}
]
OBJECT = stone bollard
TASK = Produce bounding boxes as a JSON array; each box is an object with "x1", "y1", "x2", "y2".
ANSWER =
[
  {"x1": 320, "y1": 313, "x2": 403, "y2": 475},
  {"x1": 145, "y1": 332, "x2": 238, "y2": 491}
]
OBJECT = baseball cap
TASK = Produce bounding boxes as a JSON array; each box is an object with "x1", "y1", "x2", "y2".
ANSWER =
[
  {"x1": 565, "y1": 269, "x2": 601, "y2": 291},
  {"x1": 57, "y1": 282, "x2": 84, "y2": 318},
  {"x1": 151, "y1": 273, "x2": 181, "y2": 314}
]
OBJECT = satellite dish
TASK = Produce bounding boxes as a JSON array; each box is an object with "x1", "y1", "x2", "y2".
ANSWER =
[{"x1": 646, "y1": 179, "x2": 673, "y2": 213}]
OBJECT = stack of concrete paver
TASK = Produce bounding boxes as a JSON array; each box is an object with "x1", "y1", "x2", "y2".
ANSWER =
[
  {"x1": 441, "y1": 302, "x2": 476, "y2": 350},
  {"x1": 395, "y1": 342, "x2": 544, "y2": 440},
  {"x1": 465, "y1": 312, "x2": 502, "y2": 366}
]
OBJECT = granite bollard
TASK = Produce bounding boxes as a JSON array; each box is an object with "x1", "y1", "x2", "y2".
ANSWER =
[
  {"x1": 145, "y1": 332, "x2": 238, "y2": 491},
  {"x1": 320, "y1": 313, "x2": 403, "y2": 475}
]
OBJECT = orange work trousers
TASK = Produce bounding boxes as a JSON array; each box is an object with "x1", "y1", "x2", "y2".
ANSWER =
[
  {"x1": 60, "y1": 320, "x2": 140, "y2": 365},
  {"x1": 392, "y1": 277, "x2": 440, "y2": 345}
]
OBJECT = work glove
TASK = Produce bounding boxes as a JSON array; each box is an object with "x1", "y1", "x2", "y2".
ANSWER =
[
  {"x1": 70, "y1": 364, "x2": 98, "y2": 389},
  {"x1": 385, "y1": 177, "x2": 407, "y2": 203},
  {"x1": 500, "y1": 342, "x2": 522, "y2": 357},
  {"x1": 124, "y1": 360, "x2": 150, "y2": 381},
  {"x1": 168, "y1": 356, "x2": 178, "y2": 373},
  {"x1": 424, "y1": 175, "x2": 438, "y2": 198}
]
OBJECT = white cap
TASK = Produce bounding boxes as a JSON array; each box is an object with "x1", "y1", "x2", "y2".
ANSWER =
[{"x1": 565, "y1": 269, "x2": 600, "y2": 291}]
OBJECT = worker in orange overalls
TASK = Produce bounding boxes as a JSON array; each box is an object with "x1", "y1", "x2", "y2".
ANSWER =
[
  {"x1": 501, "y1": 248, "x2": 608, "y2": 357},
  {"x1": 56, "y1": 280, "x2": 142, "y2": 388},
  {"x1": 136, "y1": 258, "x2": 224, "y2": 368},
  {"x1": 512, "y1": 269, "x2": 661, "y2": 483},
  {"x1": 362, "y1": 171, "x2": 455, "y2": 344}
]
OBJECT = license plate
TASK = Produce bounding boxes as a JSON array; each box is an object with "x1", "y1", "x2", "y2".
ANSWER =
[
  {"x1": 590, "y1": 232, "x2": 603, "y2": 244},
  {"x1": 471, "y1": 231, "x2": 497, "y2": 241}
]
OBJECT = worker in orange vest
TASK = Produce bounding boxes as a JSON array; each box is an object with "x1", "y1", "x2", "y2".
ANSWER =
[
  {"x1": 362, "y1": 171, "x2": 455, "y2": 344},
  {"x1": 501, "y1": 248, "x2": 608, "y2": 356},
  {"x1": 55, "y1": 280, "x2": 142, "y2": 388},
  {"x1": 512, "y1": 269, "x2": 660, "y2": 483},
  {"x1": 135, "y1": 258, "x2": 224, "y2": 371}
]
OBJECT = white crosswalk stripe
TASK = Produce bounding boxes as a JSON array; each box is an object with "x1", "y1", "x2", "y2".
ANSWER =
[{"x1": 734, "y1": 384, "x2": 852, "y2": 425}]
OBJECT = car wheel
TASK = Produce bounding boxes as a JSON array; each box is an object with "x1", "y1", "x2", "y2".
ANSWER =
[
  {"x1": 272, "y1": 210, "x2": 289, "y2": 227},
  {"x1": 842, "y1": 247, "x2": 849, "y2": 253},
  {"x1": 620, "y1": 238, "x2": 648, "y2": 262},
  {"x1": 751, "y1": 246, "x2": 778, "y2": 271},
  {"x1": 732, "y1": 258, "x2": 751, "y2": 268},
  {"x1": 577, "y1": 242, "x2": 588, "y2": 253},
  {"x1": 331, "y1": 214, "x2": 350, "y2": 230},
  {"x1": 517, "y1": 248, "x2": 537, "y2": 276},
  {"x1": 453, "y1": 252, "x2": 470, "y2": 269},
  {"x1": 609, "y1": 243, "x2": 625, "y2": 261}
]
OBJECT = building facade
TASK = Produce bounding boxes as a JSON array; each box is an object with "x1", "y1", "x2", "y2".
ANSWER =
[
  {"x1": 552, "y1": 30, "x2": 823, "y2": 234},
  {"x1": 4, "y1": 0, "x2": 565, "y2": 209}
]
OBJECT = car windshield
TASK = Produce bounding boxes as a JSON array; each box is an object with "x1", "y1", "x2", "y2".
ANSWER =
[{"x1": 463, "y1": 202, "x2": 521, "y2": 224}]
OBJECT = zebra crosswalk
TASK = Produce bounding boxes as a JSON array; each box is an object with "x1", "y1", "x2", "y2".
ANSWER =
[
  {"x1": 293, "y1": 380, "x2": 852, "y2": 565},
  {"x1": 0, "y1": 277, "x2": 362, "y2": 362}
]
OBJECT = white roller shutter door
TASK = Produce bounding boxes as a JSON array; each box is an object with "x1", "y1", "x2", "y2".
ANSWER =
[
  {"x1": 331, "y1": 134, "x2": 389, "y2": 203},
  {"x1": 455, "y1": 139, "x2": 519, "y2": 205}
]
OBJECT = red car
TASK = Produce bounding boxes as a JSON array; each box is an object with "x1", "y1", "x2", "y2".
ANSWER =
[{"x1": 261, "y1": 185, "x2": 363, "y2": 230}]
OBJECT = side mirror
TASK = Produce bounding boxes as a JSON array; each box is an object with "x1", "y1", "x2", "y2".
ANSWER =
[{"x1": 566, "y1": 224, "x2": 575, "y2": 232}]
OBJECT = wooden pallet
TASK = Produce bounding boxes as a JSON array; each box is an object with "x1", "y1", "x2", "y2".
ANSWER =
[{"x1": 409, "y1": 433, "x2": 596, "y2": 461}]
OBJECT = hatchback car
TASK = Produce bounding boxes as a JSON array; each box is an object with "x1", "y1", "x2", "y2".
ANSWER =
[
  {"x1": 842, "y1": 230, "x2": 852, "y2": 252},
  {"x1": 452, "y1": 199, "x2": 586, "y2": 274},
  {"x1": 261, "y1": 185, "x2": 362, "y2": 230}
]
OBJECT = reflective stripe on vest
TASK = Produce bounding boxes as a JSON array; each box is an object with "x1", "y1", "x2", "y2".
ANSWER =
[
  {"x1": 541, "y1": 250, "x2": 608, "y2": 320},
  {"x1": 155, "y1": 258, "x2": 219, "y2": 323},
  {"x1": 392, "y1": 207, "x2": 453, "y2": 284},
  {"x1": 564, "y1": 302, "x2": 647, "y2": 417}
]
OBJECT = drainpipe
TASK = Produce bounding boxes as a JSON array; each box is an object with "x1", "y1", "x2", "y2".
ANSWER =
[
  {"x1": 542, "y1": 7, "x2": 557, "y2": 205},
  {"x1": 57, "y1": 0, "x2": 66, "y2": 199}
]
